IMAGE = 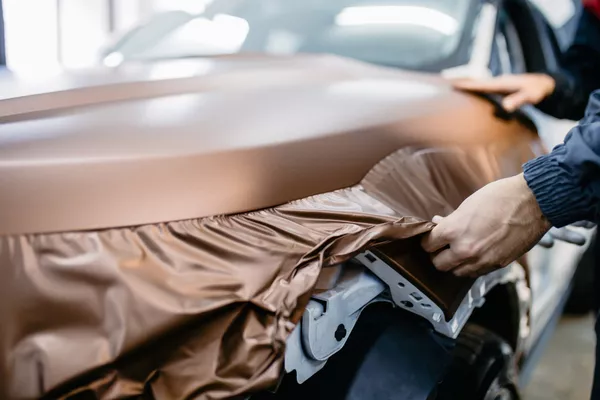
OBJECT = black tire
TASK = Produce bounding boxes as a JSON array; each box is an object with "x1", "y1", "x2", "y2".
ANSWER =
[
  {"x1": 564, "y1": 238, "x2": 595, "y2": 315},
  {"x1": 435, "y1": 324, "x2": 520, "y2": 400}
]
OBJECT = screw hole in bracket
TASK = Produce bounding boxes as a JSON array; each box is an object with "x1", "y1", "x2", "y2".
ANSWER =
[
  {"x1": 400, "y1": 300, "x2": 414, "y2": 308},
  {"x1": 410, "y1": 292, "x2": 423, "y2": 301},
  {"x1": 397, "y1": 282, "x2": 405, "y2": 288},
  {"x1": 334, "y1": 324, "x2": 347, "y2": 342},
  {"x1": 365, "y1": 253, "x2": 377, "y2": 263}
]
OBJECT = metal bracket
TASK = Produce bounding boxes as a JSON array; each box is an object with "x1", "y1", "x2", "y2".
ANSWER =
[
  {"x1": 284, "y1": 323, "x2": 327, "y2": 384},
  {"x1": 301, "y1": 266, "x2": 386, "y2": 361},
  {"x1": 285, "y1": 250, "x2": 531, "y2": 384},
  {"x1": 285, "y1": 264, "x2": 386, "y2": 382},
  {"x1": 355, "y1": 250, "x2": 530, "y2": 339}
]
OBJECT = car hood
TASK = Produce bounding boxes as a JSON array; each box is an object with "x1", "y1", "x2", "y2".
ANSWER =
[
  {"x1": 0, "y1": 54, "x2": 543, "y2": 399},
  {"x1": 0, "y1": 54, "x2": 527, "y2": 235}
]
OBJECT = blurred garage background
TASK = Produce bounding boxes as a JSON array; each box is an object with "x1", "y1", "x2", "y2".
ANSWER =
[
  {"x1": 0, "y1": 0, "x2": 583, "y2": 72},
  {"x1": 1, "y1": 0, "x2": 210, "y2": 73},
  {"x1": 0, "y1": 1, "x2": 594, "y2": 399}
]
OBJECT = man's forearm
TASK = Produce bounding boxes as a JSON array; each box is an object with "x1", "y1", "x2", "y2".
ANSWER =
[{"x1": 524, "y1": 91, "x2": 600, "y2": 226}]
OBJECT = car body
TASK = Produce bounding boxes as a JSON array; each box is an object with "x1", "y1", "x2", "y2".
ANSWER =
[{"x1": 0, "y1": 0, "x2": 592, "y2": 399}]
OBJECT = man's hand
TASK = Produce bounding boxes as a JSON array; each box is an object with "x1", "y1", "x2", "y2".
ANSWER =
[
  {"x1": 421, "y1": 174, "x2": 551, "y2": 278},
  {"x1": 452, "y1": 74, "x2": 556, "y2": 112}
]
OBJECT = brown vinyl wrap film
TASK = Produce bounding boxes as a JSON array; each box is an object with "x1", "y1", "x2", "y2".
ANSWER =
[{"x1": 0, "y1": 55, "x2": 543, "y2": 399}]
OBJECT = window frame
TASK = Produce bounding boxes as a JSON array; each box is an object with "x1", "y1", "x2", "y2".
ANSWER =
[{"x1": 490, "y1": 7, "x2": 526, "y2": 75}]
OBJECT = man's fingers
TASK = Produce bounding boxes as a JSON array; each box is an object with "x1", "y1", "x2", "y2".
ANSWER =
[
  {"x1": 453, "y1": 263, "x2": 478, "y2": 277},
  {"x1": 451, "y1": 76, "x2": 519, "y2": 94},
  {"x1": 421, "y1": 225, "x2": 450, "y2": 253},
  {"x1": 452, "y1": 263, "x2": 485, "y2": 278},
  {"x1": 454, "y1": 262, "x2": 501, "y2": 278},
  {"x1": 501, "y1": 91, "x2": 531, "y2": 112},
  {"x1": 432, "y1": 215, "x2": 444, "y2": 224},
  {"x1": 431, "y1": 248, "x2": 463, "y2": 272},
  {"x1": 452, "y1": 77, "x2": 535, "y2": 112}
]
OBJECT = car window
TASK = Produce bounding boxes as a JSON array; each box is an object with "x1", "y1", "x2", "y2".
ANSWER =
[{"x1": 106, "y1": 0, "x2": 477, "y2": 72}]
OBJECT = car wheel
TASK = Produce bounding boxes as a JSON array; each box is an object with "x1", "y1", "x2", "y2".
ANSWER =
[{"x1": 435, "y1": 324, "x2": 520, "y2": 400}]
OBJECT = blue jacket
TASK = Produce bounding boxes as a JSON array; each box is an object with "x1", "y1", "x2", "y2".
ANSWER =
[{"x1": 523, "y1": 8, "x2": 600, "y2": 227}]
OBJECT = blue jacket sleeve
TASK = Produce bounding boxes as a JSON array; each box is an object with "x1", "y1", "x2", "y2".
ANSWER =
[
  {"x1": 524, "y1": 91, "x2": 600, "y2": 227},
  {"x1": 537, "y1": 9, "x2": 600, "y2": 120}
]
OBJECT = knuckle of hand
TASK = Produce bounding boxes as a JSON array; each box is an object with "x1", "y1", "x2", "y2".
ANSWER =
[
  {"x1": 453, "y1": 243, "x2": 474, "y2": 260},
  {"x1": 436, "y1": 226, "x2": 456, "y2": 242}
]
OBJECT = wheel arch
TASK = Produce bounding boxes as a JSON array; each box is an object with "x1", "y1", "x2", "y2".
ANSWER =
[{"x1": 468, "y1": 282, "x2": 523, "y2": 352}]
